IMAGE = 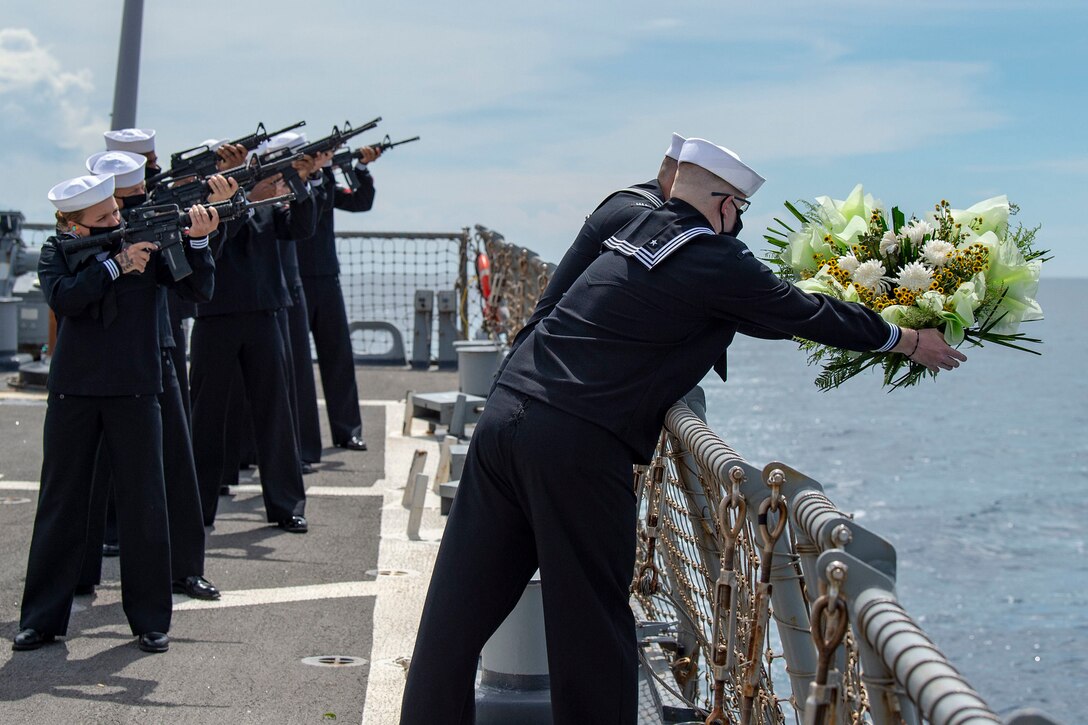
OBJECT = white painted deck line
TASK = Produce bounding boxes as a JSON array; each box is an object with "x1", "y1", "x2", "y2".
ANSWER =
[
  {"x1": 0, "y1": 481, "x2": 39, "y2": 491},
  {"x1": 173, "y1": 580, "x2": 380, "y2": 611},
  {"x1": 361, "y1": 401, "x2": 452, "y2": 725},
  {"x1": 232, "y1": 484, "x2": 379, "y2": 497}
]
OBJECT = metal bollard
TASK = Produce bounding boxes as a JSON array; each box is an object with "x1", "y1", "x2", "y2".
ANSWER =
[
  {"x1": 411, "y1": 289, "x2": 433, "y2": 370},
  {"x1": 475, "y1": 572, "x2": 552, "y2": 723},
  {"x1": 436, "y1": 289, "x2": 458, "y2": 369}
]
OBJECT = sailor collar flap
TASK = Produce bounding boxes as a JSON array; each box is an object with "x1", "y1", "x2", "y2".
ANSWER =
[{"x1": 601, "y1": 202, "x2": 715, "y2": 270}]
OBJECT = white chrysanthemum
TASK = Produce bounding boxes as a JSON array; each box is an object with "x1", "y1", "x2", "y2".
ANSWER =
[
  {"x1": 879, "y1": 231, "x2": 899, "y2": 257},
  {"x1": 852, "y1": 259, "x2": 889, "y2": 293},
  {"x1": 896, "y1": 261, "x2": 935, "y2": 293},
  {"x1": 903, "y1": 220, "x2": 934, "y2": 246},
  {"x1": 838, "y1": 252, "x2": 861, "y2": 275},
  {"x1": 921, "y1": 238, "x2": 956, "y2": 267}
]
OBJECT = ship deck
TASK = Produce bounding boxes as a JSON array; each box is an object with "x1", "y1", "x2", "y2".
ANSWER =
[{"x1": 0, "y1": 365, "x2": 457, "y2": 724}]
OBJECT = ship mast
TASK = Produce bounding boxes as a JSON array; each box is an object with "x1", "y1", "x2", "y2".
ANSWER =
[{"x1": 109, "y1": 0, "x2": 144, "y2": 129}]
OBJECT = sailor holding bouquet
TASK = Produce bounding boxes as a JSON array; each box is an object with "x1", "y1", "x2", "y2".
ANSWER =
[{"x1": 401, "y1": 138, "x2": 965, "y2": 724}]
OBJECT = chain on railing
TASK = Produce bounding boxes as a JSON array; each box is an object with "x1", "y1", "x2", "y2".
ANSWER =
[
  {"x1": 633, "y1": 400, "x2": 1060, "y2": 725},
  {"x1": 470, "y1": 224, "x2": 553, "y2": 342},
  {"x1": 632, "y1": 425, "x2": 784, "y2": 723}
]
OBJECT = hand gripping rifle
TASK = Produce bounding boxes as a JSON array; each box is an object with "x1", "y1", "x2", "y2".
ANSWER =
[
  {"x1": 148, "y1": 152, "x2": 304, "y2": 209},
  {"x1": 148, "y1": 120, "x2": 307, "y2": 186},
  {"x1": 271, "y1": 118, "x2": 382, "y2": 196},
  {"x1": 330, "y1": 134, "x2": 420, "y2": 191},
  {"x1": 58, "y1": 194, "x2": 294, "y2": 281}
]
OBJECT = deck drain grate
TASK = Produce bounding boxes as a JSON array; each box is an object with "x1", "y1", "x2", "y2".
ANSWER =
[
  {"x1": 301, "y1": 655, "x2": 368, "y2": 668},
  {"x1": 365, "y1": 568, "x2": 418, "y2": 578},
  {"x1": 0, "y1": 497, "x2": 31, "y2": 505}
]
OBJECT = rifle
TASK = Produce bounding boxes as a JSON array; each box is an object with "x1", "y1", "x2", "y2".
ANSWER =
[
  {"x1": 58, "y1": 194, "x2": 294, "y2": 281},
  {"x1": 270, "y1": 118, "x2": 382, "y2": 197},
  {"x1": 148, "y1": 152, "x2": 303, "y2": 209},
  {"x1": 373, "y1": 134, "x2": 420, "y2": 152},
  {"x1": 330, "y1": 135, "x2": 420, "y2": 191},
  {"x1": 148, "y1": 120, "x2": 306, "y2": 185}
]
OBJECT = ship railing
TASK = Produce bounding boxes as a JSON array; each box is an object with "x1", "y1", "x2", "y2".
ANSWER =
[
  {"x1": 471, "y1": 224, "x2": 554, "y2": 342},
  {"x1": 633, "y1": 400, "x2": 1060, "y2": 725}
]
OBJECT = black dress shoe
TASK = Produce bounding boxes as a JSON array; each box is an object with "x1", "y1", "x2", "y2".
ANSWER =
[
  {"x1": 12, "y1": 628, "x2": 55, "y2": 651},
  {"x1": 278, "y1": 515, "x2": 309, "y2": 533},
  {"x1": 74, "y1": 584, "x2": 95, "y2": 596},
  {"x1": 301, "y1": 462, "x2": 316, "y2": 475},
  {"x1": 172, "y1": 576, "x2": 221, "y2": 600},
  {"x1": 102, "y1": 543, "x2": 120, "y2": 557},
  {"x1": 338, "y1": 436, "x2": 368, "y2": 451},
  {"x1": 218, "y1": 484, "x2": 233, "y2": 496},
  {"x1": 137, "y1": 632, "x2": 169, "y2": 653}
]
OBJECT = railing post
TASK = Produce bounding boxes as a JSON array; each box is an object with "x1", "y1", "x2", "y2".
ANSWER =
[{"x1": 819, "y1": 550, "x2": 993, "y2": 725}]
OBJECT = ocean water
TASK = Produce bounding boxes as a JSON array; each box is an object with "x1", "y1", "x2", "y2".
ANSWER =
[{"x1": 700, "y1": 278, "x2": 1087, "y2": 722}]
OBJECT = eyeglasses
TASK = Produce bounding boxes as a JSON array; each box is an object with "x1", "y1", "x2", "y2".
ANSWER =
[{"x1": 710, "y1": 191, "x2": 750, "y2": 214}]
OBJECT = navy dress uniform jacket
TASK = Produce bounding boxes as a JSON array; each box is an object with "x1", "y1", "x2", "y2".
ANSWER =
[
  {"x1": 499, "y1": 198, "x2": 899, "y2": 463},
  {"x1": 39, "y1": 234, "x2": 213, "y2": 395},
  {"x1": 297, "y1": 165, "x2": 375, "y2": 277},
  {"x1": 508, "y1": 178, "x2": 665, "y2": 355}
]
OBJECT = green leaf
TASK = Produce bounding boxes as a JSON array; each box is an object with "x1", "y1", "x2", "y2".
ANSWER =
[
  {"x1": 892, "y1": 206, "x2": 905, "y2": 234},
  {"x1": 772, "y1": 217, "x2": 796, "y2": 234},
  {"x1": 784, "y1": 201, "x2": 809, "y2": 224}
]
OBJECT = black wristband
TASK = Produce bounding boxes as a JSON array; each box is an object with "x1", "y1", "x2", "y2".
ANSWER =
[{"x1": 906, "y1": 330, "x2": 921, "y2": 359}]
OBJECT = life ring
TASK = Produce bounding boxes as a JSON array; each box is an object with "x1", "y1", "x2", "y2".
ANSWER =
[{"x1": 476, "y1": 252, "x2": 492, "y2": 301}]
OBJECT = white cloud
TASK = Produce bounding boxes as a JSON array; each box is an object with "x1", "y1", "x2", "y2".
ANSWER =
[{"x1": 0, "y1": 28, "x2": 108, "y2": 153}]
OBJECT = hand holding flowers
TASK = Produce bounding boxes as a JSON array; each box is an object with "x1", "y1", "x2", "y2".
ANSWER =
[{"x1": 764, "y1": 185, "x2": 1050, "y2": 390}]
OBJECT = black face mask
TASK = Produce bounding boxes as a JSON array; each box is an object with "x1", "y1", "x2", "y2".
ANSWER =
[
  {"x1": 720, "y1": 204, "x2": 744, "y2": 237},
  {"x1": 145, "y1": 164, "x2": 160, "y2": 180},
  {"x1": 729, "y1": 214, "x2": 744, "y2": 237},
  {"x1": 86, "y1": 219, "x2": 124, "y2": 237},
  {"x1": 118, "y1": 193, "x2": 147, "y2": 209}
]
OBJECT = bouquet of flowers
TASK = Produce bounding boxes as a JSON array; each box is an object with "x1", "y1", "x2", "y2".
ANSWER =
[{"x1": 764, "y1": 184, "x2": 1050, "y2": 390}]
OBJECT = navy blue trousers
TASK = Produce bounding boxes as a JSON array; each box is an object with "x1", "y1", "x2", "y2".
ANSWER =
[
  {"x1": 79, "y1": 350, "x2": 208, "y2": 586},
  {"x1": 190, "y1": 311, "x2": 305, "y2": 524},
  {"x1": 401, "y1": 385, "x2": 638, "y2": 724},
  {"x1": 300, "y1": 274, "x2": 362, "y2": 446},
  {"x1": 286, "y1": 283, "x2": 322, "y2": 462},
  {"x1": 21, "y1": 393, "x2": 172, "y2": 636}
]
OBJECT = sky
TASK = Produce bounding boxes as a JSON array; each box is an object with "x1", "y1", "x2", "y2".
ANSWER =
[{"x1": 1, "y1": 1, "x2": 1086, "y2": 275}]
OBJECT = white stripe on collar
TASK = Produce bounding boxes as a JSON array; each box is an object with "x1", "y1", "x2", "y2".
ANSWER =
[
  {"x1": 621, "y1": 186, "x2": 664, "y2": 207},
  {"x1": 602, "y1": 225, "x2": 715, "y2": 270}
]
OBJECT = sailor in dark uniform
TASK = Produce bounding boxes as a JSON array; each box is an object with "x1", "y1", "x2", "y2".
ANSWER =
[
  {"x1": 270, "y1": 133, "x2": 328, "y2": 468},
  {"x1": 166, "y1": 139, "x2": 249, "y2": 422},
  {"x1": 76, "y1": 150, "x2": 225, "y2": 602},
  {"x1": 296, "y1": 145, "x2": 383, "y2": 451},
  {"x1": 400, "y1": 138, "x2": 967, "y2": 723},
  {"x1": 501, "y1": 132, "x2": 685, "y2": 368},
  {"x1": 14, "y1": 173, "x2": 218, "y2": 653},
  {"x1": 189, "y1": 154, "x2": 321, "y2": 531}
]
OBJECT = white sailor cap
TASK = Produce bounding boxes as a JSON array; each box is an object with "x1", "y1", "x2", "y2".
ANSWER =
[
  {"x1": 200, "y1": 138, "x2": 227, "y2": 152},
  {"x1": 103, "y1": 128, "x2": 156, "y2": 153},
  {"x1": 261, "y1": 131, "x2": 308, "y2": 155},
  {"x1": 678, "y1": 138, "x2": 765, "y2": 197},
  {"x1": 664, "y1": 133, "x2": 686, "y2": 161},
  {"x1": 85, "y1": 150, "x2": 147, "y2": 188},
  {"x1": 48, "y1": 174, "x2": 116, "y2": 213}
]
